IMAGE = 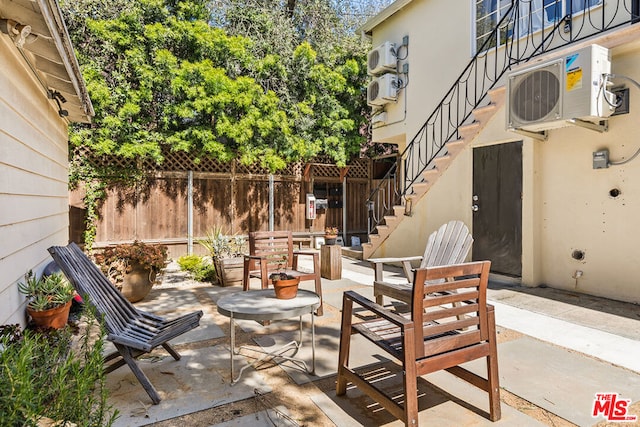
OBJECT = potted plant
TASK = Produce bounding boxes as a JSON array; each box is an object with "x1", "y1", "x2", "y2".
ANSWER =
[
  {"x1": 94, "y1": 240, "x2": 168, "y2": 302},
  {"x1": 18, "y1": 270, "x2": 75, "y2": 329},
  {"x1": 199, "y1": 227, "x2": 246, "y2": 286},
  {"x1": 268, "y1": 257, "x2": 300, "y2": 299},
  {"x1": 324, "y1": 226, "x2": 339, "y2": 245}
]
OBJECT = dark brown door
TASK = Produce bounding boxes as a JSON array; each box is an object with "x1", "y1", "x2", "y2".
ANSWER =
[{"x1": 472, "y1": 142, "x2": 522, "y2": 277}]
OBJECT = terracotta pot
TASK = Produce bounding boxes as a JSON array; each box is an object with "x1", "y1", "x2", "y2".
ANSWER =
[
  {"x1": 121, "y1": 263, "x2": 156, "y2": 303},
  {"x1": 272, "y1": 277, "x2": 300, "y2": 299},
  {"x1": 325, "y1": 235, "x2": 337, "y2": 245},
  {"x1": 27, "y1": 301, "x2": 72, "y2": 329}
]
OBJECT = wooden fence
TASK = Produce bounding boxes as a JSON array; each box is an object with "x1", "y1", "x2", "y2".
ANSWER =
[{"x1": 70, "y1": 151, "x2": 373, "y2": 257}]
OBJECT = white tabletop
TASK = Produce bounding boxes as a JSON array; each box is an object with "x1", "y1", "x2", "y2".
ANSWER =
[{"x1": 217, "y1": 289, "x2": 320, "y2": 321}]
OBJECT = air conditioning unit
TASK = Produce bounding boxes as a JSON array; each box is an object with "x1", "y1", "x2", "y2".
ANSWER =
[
  {"x1": 507, "y1": 44, "x2": 615, "y2": 132},
  {"x1": 368, "y1": 41, "x2": 397, "y2": 75},
  {"x1": 367, "y1": 73, "x2": 398, "y2": 106}
]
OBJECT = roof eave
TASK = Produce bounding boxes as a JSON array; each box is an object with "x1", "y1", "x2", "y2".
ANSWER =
[{"x1": 358, "y1": 0, "x2": 414, "y2": 37}]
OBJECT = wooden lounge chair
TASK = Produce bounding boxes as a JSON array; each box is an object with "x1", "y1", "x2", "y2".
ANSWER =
[
  {"x1": 336, "y1": 261, "x2": 500, "y2": 426},
  {"x1": 47, "y1": 242, "x2": 203, "y2": 405},
  {"x1": 243, "y1": 230, "x2": 323, "y2": 315},
  {"x1": 368, "y1": 220, "x2": 473, "y2": 305}
]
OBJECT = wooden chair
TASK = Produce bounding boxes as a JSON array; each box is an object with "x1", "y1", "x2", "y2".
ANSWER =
[
  {"x1": 243, "y1": 230, "x2": 323, "y2": 315},
  {"x1": 47, "y1": 242, "x2": 203, "y2": 405},
  {"x1": 368, "y1": 220, "x2": 473, "y2": 305},
  {"x1": 337, "y1": 261, "x2": 500, "y2": 426}
]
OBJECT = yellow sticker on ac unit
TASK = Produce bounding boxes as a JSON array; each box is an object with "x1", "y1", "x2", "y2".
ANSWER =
[{"x1": 566, "y1": 68, "x2": 583, "y2": 92}]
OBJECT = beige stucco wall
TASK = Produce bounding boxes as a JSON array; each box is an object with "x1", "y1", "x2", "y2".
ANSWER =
[
  {"x1": 370, "y1": 0, "x2": 472, "y2": 152},
  {"x1": 368, "y1": 1, "x2": 640, "y2": 303},
  {"x1": 370, "y1": 0, "x2": 476, "y2": 256},
  {"x1": 475, "y1": 43, "x2": 640, "y2": 304},
  {"x1": 0, "y1": 36, "x2": 71, "y2": 326}
]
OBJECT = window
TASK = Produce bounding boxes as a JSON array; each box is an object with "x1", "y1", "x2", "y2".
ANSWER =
[
  {"x1": 475, "y1": 0, "x2": 511, "y2": 50},
  {"x1": 475, "y1": 0, "x2": 603, "y2": 52}
]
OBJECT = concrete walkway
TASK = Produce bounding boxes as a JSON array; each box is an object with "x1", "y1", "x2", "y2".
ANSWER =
[{"x1": 111, "y1": 255, "x2": 640, "y2": 426}]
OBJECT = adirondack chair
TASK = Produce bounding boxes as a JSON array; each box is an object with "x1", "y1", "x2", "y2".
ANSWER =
[
  {"x1": 243, "y1": 230, "x2": 323, "y2": 315},
  {"x1": 47, "y1": 242, "x2": 203, "y2": 405},
  {"x1": 337, "y1": 261, "x2": 500, "y2": 426},
  {"x1": 368, "y1": 220, "x2": 473, "y2": 305}
]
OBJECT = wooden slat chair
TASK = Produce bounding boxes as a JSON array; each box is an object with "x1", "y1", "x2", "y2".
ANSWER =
[
  {"x1": 48, "y1": 242, "x2": 203, "y2": 405},
  {"x1": 337, "y1": 261, "x2": 500, "y2": 426},
  {"x1": 369, "y1": 220, "x2": 473, "y2": 305},
  {"x1": 243, "y1": 230, "x2": 323, "y2": 315}
]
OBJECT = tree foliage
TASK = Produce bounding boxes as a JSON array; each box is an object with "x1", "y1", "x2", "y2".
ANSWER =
[{"x1": 62, "y1": 0, "x2": 381, "y2": 173}]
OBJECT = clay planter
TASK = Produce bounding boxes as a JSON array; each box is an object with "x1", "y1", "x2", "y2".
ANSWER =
[
  {"x1": 272, "y1": 277, "x2": 300, "y2": 299},
  {"x1": 325, "y1": 235, "x2": 337, "y2": 245},
  {"x1": 27, "y1": 301, "x2": 72, "y2": 329},
  {"x1": 121, "y1": 263, "x2": 156, "y2": 303}
]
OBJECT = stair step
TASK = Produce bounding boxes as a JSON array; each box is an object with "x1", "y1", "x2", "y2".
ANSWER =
[
  {"x1": 393, "y1": 205, "x2": 405, "y2": 216},
  {"x1": 472, "y1": 104, "x2": 497, "y2": 123},
  {"x1": 446, "y1": 139, "x2": 467, "y2": 154},
  {"x1": 458, "y1": 122, "x2": 481, "y2": 142},
  {"x1": 488, "y1": 86, "x2": 506, "y2": 105},
  {"x1": 433, "y1": 155, "x2": 452, "y2": 170}
]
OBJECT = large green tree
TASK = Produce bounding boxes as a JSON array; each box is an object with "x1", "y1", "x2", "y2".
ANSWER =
[{"x1": 63, "y1": 0, "x2": 377, "y2": 171}]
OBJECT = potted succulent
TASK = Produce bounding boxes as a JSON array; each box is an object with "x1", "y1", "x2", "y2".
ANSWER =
[
  {"x1": 94, "y1": 240, "x2": 168, "y2": 302},
  {"x1": 324, "y1": 226, "x2": 339, "y2": 245},
  {"x1": 268, "y1": 257, "x2": 300, "y2": 299},
  {"x1": 199, "y1": 227, "x2": 246, "y2": 286},
  {"x1": 18, "y1": 270, "x2": 75, "y2": 329}
]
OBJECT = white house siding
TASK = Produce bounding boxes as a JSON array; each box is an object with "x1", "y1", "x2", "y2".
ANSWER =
[
  {"x1": 367, "y1": 1, "x2": 640, "y2": 303},
  {"x1": 0, "y1": 35, "x2": 70, "y2": 326}
]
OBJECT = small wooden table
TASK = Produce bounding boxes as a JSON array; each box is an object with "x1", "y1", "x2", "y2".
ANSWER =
[
  {"x1": 320, "y1": 244, "x2": 342, "y2": 280},
  {"x1": 217, "y1": 289, "x2": 320, "y2": 383}
]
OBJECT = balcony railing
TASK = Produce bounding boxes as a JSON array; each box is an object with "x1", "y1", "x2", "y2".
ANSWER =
[{"x1": 367, "y1": 0, "x2": 640, "y2": 234}]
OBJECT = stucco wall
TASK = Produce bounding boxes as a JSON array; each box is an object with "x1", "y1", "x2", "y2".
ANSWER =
[
  {"x1": 369, "y1": 0, "x2": 475, "y2": 255},
  {"x1": 368, "y1": 1, "x2": 640, "y2": 303},
  {"x1": 475, "y1": 42, "x2": 640, "y2": 304},
  {"x1": 0, "y1": 36, "x2": 70, "y2": 326},
  {"x1": 370, "y1": 0, "x2": 472, "y2": 152}
]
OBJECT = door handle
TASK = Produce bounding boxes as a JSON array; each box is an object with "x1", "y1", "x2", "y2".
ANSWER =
[{"x1": 471, "y1": 204, "x2": 479, "y2": 212}]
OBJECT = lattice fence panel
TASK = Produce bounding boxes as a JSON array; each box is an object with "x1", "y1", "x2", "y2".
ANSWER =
[{"x1": 74, "y1": 147, "x2": 370, "y2": 179}]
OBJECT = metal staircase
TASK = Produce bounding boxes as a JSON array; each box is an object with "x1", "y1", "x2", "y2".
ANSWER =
[{"x1": 363, "y1": 0, "x2": 640, "y2": 259}]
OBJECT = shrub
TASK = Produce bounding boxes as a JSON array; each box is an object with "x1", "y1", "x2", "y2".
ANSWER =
[
  {"x1": 0, "y1": 307, "x2": 118, "y2": 426},
  {"x1": 177, "y1": 255, "x2": 217, "y2": 282}
]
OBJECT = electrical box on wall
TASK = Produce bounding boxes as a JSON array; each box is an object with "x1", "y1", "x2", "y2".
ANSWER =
[
  {"x1": 305, "y1": 193, "x2": 316, "y2": 219},
  {"x1": 593, "y1": 150, "x2": 609, "y2": 169}
]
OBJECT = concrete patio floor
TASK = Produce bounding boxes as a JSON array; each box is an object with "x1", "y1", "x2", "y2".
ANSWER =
[{"x1": 106, "y1": 254, "x2": 640, "y2": 426}]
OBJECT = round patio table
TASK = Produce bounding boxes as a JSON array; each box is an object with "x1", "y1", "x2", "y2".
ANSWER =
[{"x1": 217, "y1": 289, "x2": 320, "y2": 383}]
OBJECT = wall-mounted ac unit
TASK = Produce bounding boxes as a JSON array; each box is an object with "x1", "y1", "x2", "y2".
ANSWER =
[
  {"x1": 507, "y1": 44, "x2": 615, "y2": 132},
  {"x1": 368, "y1": 41, "x2": 397, "y2": 75},
  {"x1": 367, "y1": 73, "x2": 398, "y2": 106}
]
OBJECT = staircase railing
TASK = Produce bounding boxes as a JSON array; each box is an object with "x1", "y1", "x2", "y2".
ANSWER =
[{"x1": 367, "y1": 0, "x2": 639, "y2": 234}]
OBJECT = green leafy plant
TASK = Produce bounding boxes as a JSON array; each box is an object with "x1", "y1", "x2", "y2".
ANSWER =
[
  {"x1": 268, "y1": 256, "x2": 294, "y2": 281},
  {"x1": 18, "y1": 271, "x2": 75, "y2": 312},
  {"x1": 0, "y1": 306, "x2": 118, "y2": 426},
  {"x1": 93, "y1": 241, "x2": 168, "y2": 287},
  {"x1": 198, "y1": 227, "x2": 246, "y2": 261},
  {"x1": 177, "y1": 254, "x2": 217, "y2": 282}
]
